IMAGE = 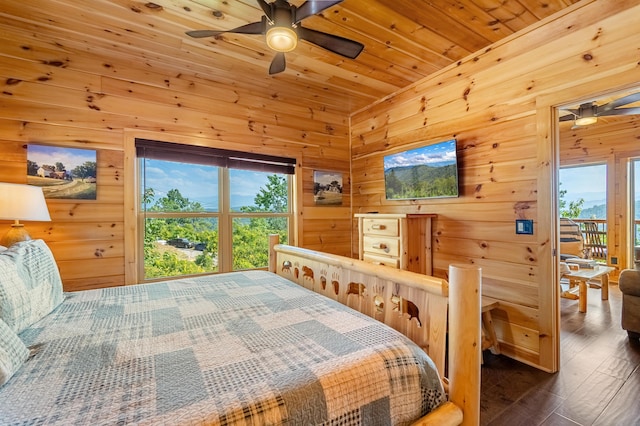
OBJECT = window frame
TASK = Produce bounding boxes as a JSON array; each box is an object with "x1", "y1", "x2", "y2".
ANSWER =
[
  {"x1": 134, "y1": 139, "x2": 296, "y2": 282},
  {"x1": 218, "y1": 167, "x2": 294, "y2": 273}
]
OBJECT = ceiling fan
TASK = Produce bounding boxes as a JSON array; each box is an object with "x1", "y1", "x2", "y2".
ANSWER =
[
  {"x1": 560, "y1": 92, "x2": 640, "y2": 126},
  {"x1": 186, "y1": 0, "x2": 364, "y2": 75}
]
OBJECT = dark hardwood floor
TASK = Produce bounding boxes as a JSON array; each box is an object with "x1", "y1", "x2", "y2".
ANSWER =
[{"x1": 480, "y1": 283, "x2": 640, "y2": 425}]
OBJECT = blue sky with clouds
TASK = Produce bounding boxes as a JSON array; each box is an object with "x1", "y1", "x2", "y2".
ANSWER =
[
  {"x1": 558, "y1": 162, "x2": 640, "y2": 209},
  {"x1": 143, "y1": 159, "x2": 273, "y2": 210},
  {"x1": 559, "y1": 162, "x2": 640, "y2": 220},
  {"x1": 384, "y1": 139, "x2": 457, "y2": 170},
  {"x1": 559, "y1": 164, "x2": 607, "y2": 207},
  {"x1": 28, "y1": 144, "x2": 96, "y2": 171}
]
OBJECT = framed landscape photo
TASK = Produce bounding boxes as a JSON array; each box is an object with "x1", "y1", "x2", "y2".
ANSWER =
[
  {"x1": 384, "y1": 139, "x2": 459, "y2": 200},
  {"x1": 27, "y1": 144, "x2": 98, "y2": 200},
  {"x1": 313, "y1": 170, "x2": 343, "y2": 206}
]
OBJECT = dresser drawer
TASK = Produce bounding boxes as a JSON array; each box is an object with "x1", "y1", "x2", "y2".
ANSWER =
[
  {"x1": 363, "y1": 253, "x2": 400, "y2": 268},
  {"x1": 356, "y1": 213, "x2": 435, "y2": 275},
  {"x1": 362, "y1": 218, "x2": 399, "y2": 237},
  {"x1": 362, "y1": 235, "x2": 400, "y2": 257}
]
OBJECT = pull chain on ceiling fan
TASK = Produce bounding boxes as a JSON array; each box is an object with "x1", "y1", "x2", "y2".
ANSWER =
[
  {"x1": 186, "y1": 0, "x2": 364, "y2": 75},
  {"x1": 560, "y1": 92, "x2": 640, "y2": 127}
]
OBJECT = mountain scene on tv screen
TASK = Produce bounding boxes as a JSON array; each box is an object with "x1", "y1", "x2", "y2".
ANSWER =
[
  {"x1": 385, "y1": 164, "x2": 457, "y2": 199},
  {"x1": 384, "y1": 140, "x2": 458, "y2": 200}
]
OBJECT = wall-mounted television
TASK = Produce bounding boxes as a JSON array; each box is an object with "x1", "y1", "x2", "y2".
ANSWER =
[{"x1": 384, "y1": 139, "x2": 459, "y2": 200}]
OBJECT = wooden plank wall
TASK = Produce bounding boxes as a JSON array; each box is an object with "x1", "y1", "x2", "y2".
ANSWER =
[
  {"x1": 0, "y1": 22, "x2": 351, "y2": 291},
  {"x1": 350, "y1": 0, "x2": 640, "y2": 371}
]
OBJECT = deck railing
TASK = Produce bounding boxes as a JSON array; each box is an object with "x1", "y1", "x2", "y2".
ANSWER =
[{"x1": 566, "y1": 218, "x2": 640, "y2": 263}]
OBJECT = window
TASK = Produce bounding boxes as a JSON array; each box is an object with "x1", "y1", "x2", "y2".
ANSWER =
[
  {"x1": 559, "y1": 163, "x2": 606, "y2": 219},
  {"x1": 137, "y1": 139, "x2": 295, "y2": 280},
  {"x1": 559, "y1": 163, "x2": 607, "y2": 261},
  {"x1": 631, "y1": 159, "x2": 640, "y2": 258}
]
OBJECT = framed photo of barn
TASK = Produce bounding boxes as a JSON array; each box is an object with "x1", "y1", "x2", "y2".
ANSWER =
[
  {"x1": 27, "y1": 144, "x2": 97, "y2": 200},
  {"x1": 313, "y1": 170, "x2": 343, "y2": 206}
]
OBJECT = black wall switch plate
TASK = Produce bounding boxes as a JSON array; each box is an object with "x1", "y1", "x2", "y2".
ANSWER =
[{"x1": 516, "y1": 219, "x2": 533, "y2": 235}]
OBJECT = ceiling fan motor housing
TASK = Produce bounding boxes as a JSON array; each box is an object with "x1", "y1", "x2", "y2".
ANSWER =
[{"x1": 266, "y1": 5, "x2": 298, "y2": 52}]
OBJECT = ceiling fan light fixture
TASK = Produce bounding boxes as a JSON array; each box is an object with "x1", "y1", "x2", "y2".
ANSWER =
[
  {"x1": 573, "y1": 102, "x2": 598, "y2": 126},
  {"x1": 266, "y1": 26, "x2": 297, "y2": 52},
  {"x1": 575, "y1": 116, "x2": 598, "y2": 126}
]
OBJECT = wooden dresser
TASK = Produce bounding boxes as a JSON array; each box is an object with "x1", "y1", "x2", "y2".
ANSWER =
[{"x1": 355, "y1": 213, "x2": 436, "y2": 275}]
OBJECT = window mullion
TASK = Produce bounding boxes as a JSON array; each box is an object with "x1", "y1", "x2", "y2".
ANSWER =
[
  {"x1": 288, "y1": 174, "x2": 294, "y2": 245},
  {"x1": 219, "y1": 167, "x2": 232, "y2": 272}
]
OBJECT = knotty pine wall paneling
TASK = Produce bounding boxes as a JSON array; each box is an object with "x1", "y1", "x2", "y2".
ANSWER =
[
  {"x1": 350, "y1": 0, "x2": 640, "y2": 372},
  {"x1": 0, "y1": 30, "x2": 351, "y2": 292}
]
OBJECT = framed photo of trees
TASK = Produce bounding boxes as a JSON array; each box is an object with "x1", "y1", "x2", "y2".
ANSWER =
[
  {"x1": 27, "y1": 144, "x2": 98, "y2": 200},
  {"x1": 313, "y1": 170, "x2": 343, "y2": 206}
]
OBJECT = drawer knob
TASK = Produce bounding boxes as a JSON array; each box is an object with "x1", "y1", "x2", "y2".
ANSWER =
[
  {"x1": 371, "y1": 224, "x2": 386, "y2": 230},
  {"x1": 372, "y1": 243, "x2": 388, "y2": 250}
]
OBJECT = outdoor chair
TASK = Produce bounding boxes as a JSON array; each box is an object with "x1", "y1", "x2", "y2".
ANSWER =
[{"x1": 583, "y1": 221, "x2": 607, "y2": 261}]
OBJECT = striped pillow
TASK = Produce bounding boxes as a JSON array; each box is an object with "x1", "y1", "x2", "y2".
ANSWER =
[
  {"x1": 0, "y1": 240, "x2": 63, "y2": 333},
  {"x1": 0, "y1": 317, "x2": 29, "y2": 387}
]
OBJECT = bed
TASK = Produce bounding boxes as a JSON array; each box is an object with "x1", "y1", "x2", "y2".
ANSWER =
[{"x1": 0, "y1": 237, "x2": 481, "y2": 425}]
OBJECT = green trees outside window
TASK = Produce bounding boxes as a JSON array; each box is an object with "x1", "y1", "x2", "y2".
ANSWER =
[{"x1": 142, "y1": 170, "x2": 290, "y2": 280}]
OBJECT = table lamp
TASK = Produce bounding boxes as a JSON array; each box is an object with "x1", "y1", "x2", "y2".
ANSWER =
[{"x1": 0, "y1": 182, "x2": 51, "y2": 247}]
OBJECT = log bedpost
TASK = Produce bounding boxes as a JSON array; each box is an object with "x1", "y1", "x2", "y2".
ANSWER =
[
  {"x1": 268, "y1": 234, "x2": 279, "y2": 273},
  {"x1": 448, "y1": 264, "x2": 482, "y2": 426}
]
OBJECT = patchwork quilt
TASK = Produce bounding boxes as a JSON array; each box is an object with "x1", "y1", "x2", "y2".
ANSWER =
[{"x1": 0, "y1": 270, "x2": 445, "y2": 425}]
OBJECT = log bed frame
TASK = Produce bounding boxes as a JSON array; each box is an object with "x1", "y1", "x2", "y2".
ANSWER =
[{"x1": 268, "y1": 236, "x2": 481, "y2": 426}]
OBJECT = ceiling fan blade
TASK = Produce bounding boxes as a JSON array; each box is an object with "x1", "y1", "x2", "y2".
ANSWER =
[
  {"x1": 269, "y1": 53, "x2": 286, "y2": 75},
  {"x1": 598, "y1": 107, "x2": 640, "y2": 117},
  {"x1": 185, "y1": 30, "x2": 222, "y2": 38},
  {"x1": 559, "y1": 115, "x2": 574, "y2": 122},
  {"x1": 295, "y1": 0, "x2": 343, "y2": 23},
  {"x1": 598, "y1": 92, "x2": 640, "y2": 114},
  {"x1": 256, "y1": 0, "x2": 273, "y2": 20},
  {"x1": 186, "y1": 19, "x2": 265, "y2": 38},
  {"x1": 559, "y1": 107, "x2": 579, "y2": 117},
  {"x1": 298, "y1": 27, "x2": 363, "y2": 59}
]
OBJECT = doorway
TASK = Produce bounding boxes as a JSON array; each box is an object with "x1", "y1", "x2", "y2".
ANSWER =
[
  {"x1": 557, "y1": 88, "x2": 640, "y2": 270},
  {"x1": 537, "y1": 84, "x2": 640, "y2": 372}
]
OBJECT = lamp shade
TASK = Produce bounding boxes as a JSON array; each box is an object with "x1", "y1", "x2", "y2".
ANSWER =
[{"x1": 0, "y1": 183, "x2": 51, "y2": 222}]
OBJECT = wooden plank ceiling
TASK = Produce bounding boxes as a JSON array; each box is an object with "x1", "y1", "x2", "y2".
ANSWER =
[{"x1": 0, "y1": 0, "x2": 580, "y2": 115}]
